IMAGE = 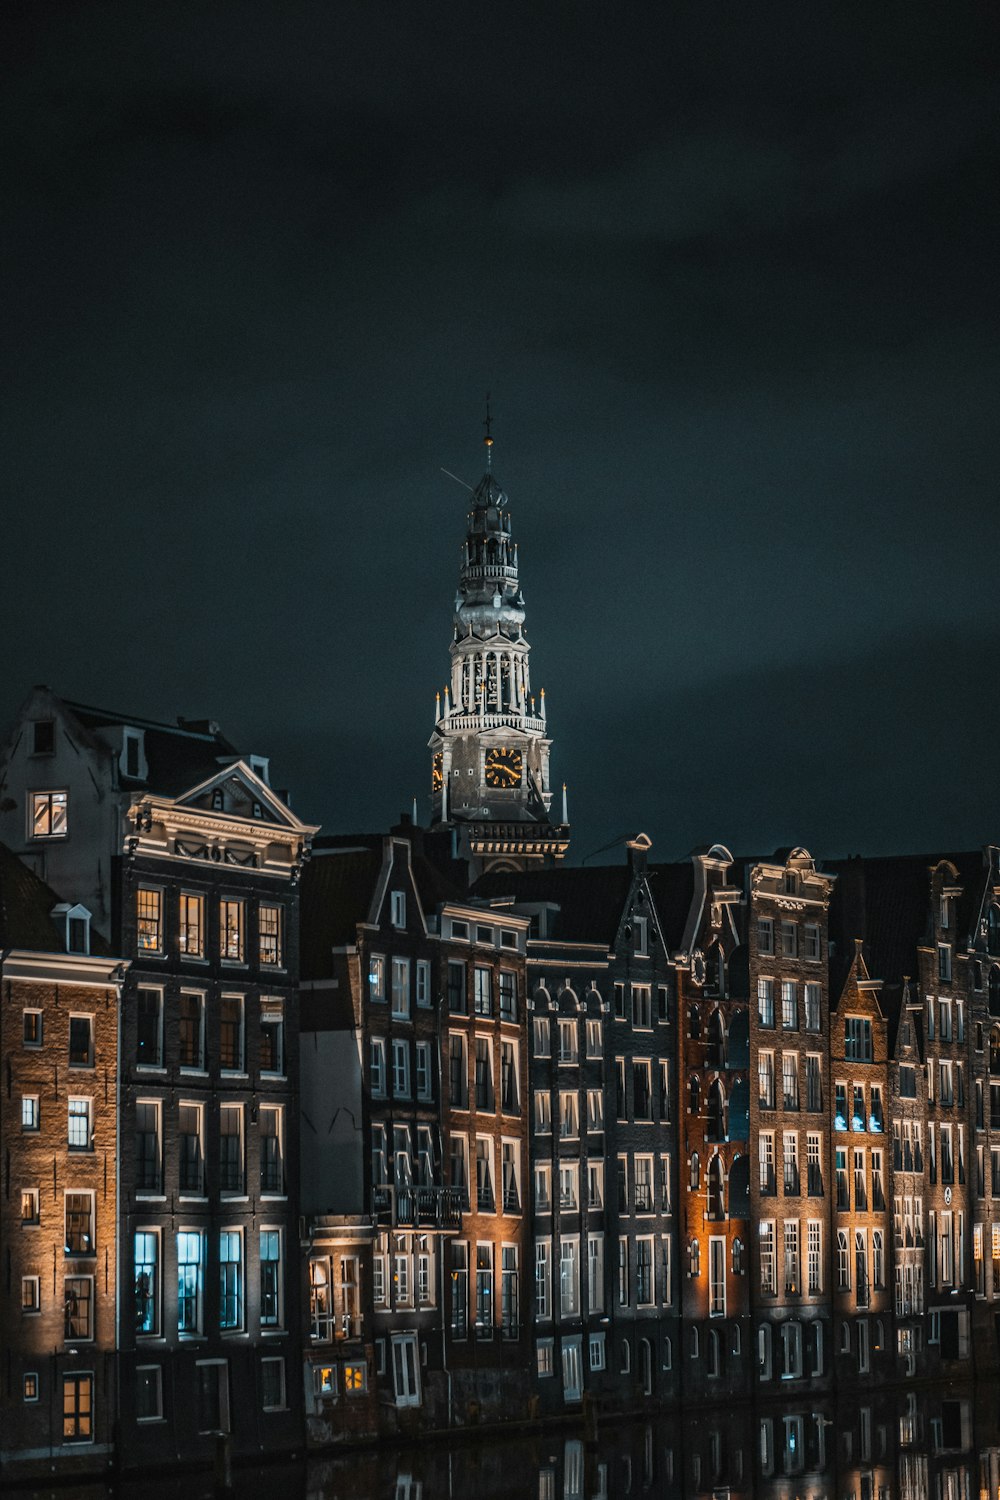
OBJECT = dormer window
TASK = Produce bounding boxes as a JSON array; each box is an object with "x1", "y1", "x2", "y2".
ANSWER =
[
  {"x1": 249, "y1": 756, "x2": 270, "y2": 785},
  {"x1": 939, "y1": 895, "x2": 951, "y2": 930},
  {"x1": 51, "y1": 903, "x2": 92, "y2": 956},
  {"x1": 390, "y1": 891, "x2": 407, "y2": 929}
]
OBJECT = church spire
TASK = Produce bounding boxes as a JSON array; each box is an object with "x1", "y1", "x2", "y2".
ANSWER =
[{"x1": 427, "y1": 418, "x2": 569, "y2": 875}]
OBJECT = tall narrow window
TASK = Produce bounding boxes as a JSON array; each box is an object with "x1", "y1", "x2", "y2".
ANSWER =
[
  {"x1": 136, "y1": 888, "x2": 162, "y2": 952},
  {"x1": 135, "y1": 1103, "x2": 162, "y2": 1194},
  {"x1": 179, "y1": 993, "x2": 205, "y2": 1069},
  {"x1": 179, "y1": 894, "x2": 205, "y2": 957},
  {"x1": 136, "y1": 989, "x2": 162, "y2": 1067},
  {"x1": 260, "y1": 1230, "x2": 282, "y2": 1327},
  {"x1": 179, "y1": 1103, "x2": 204, "y2": 1195},
  {"x1": 220, "y1": 899, "x2": 245, "y2": 962},
  {"x1": 220, "y1": 996, "x2": 244, "y2": 1071},
  {"x1": 219, "y1": 1230, "x2": 243, "y2": 1330},
  {"x1": 65, "y1": 1191, "x2": 95, "y2": 1255},
  {"x1": 259, "y1": 1106, "x2": 284, "y2": 1195},
  {"x1": 219, "y1": 1105, "x2": 243, "y2": 1194},
  {"x1": 259, "y1": 905, "x2": 283, "y2": 967},
  {"x1": 178, "y1": 1231, "x2": 204, "y2": 1333},
  {"x1": 259, "y1": 1003, "x2": 284, "y2": 1074},
  {"x1": 476, "y1": 1243, "x2": 494, "y2": 1332},
  {"x1": 135, "y1": 1230, "x2": 160, "y2": 1335},
  {"x1": 391, "y1": 958, "x2": 410, "y2": 1019}
]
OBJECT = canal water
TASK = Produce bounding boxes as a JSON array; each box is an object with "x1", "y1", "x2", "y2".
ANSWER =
[{"x1": 10, "y1": 1382, "x2": 998, "y2": 1499}]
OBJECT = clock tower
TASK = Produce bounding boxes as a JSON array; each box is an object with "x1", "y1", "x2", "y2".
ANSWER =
[{"x1": 428, "y1": 425, "x2": 570, "y2": 875}]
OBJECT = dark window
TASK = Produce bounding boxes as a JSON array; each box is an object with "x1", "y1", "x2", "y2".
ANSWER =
[
  {"x1": 135, "y1": 1104, "x2": 161, "y2": 1192},
  {"x1": 32, "y1": 720, "x2": 55, "y2": 756},
  {"x1": 260, "y1": 1016, "x2": 284, "y2": 1073},
  {"x1": 179, "y1": 994, "x2": 203, "y2": 1069},
  {"x1": 135, "y1": 991, "x2": 161, "y2": 1067},
  {"x1": 69, "y1": 1016, "x2": 93, "y2": 1067},
  {"x1": 448, "y1": 962, "x2": 467, "y2": 1015}
]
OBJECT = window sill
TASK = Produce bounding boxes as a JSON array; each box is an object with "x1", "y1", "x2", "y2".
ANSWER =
[
  {"x1": 178, "y1": 1194, "x2": 208, "y2": 1204},
  {"x1": 219, "y1": 1071, "x2": 249, "y2": 1081},
  {"x1": 220, "y1": 961, "x2": 248, "y2": 970},
  {"x1": 180, "y1": 1068, "x2": 209, "y2": 1078},
  {"x1": 135, "y1": 1066, "x2": 167, "y2": 1076},
  {"x1": 180, "y1": 956, "x2": 210, "y2": 966},
  {"x1": 260, "y1": 1070, "x2": 287, "y2": 1081},
  {"x1": 136, "y1": 1194, "x2": 167, "y2": 1203}
]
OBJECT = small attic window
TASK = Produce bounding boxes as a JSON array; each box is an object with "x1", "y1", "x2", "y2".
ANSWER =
[
  {"x1": 51, "y1": 903, "x2": 92, "y2": 957},
  {"x1": 390, "y1": 891, "x2": 406, "y2": 928},
  {"x1": 32, "y1": 720, "x2": 55, "y2": 756},
  {"x1": 212, "y1": 789, "x2": 224, "y2": 811},
  {"x1": 253, "y1": 801, "x2": 263, "y2": 820},
  {"x1": 121, "y1": 729, "x2": 145, "y2": 780}
]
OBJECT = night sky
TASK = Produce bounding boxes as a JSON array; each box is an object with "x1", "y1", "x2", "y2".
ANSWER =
[{"x1": 3, "y1": 3, "x2": 998, "y2": 863}]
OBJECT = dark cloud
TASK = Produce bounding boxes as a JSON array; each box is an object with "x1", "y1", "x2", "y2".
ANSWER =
[{"x1": 1, "y1": 0, "x2": 997, "y2": 859}]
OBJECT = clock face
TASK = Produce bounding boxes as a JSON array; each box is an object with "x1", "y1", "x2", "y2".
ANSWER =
[
  {"x1": 432, "y1": 753, "x2": 443, "y2": 791},
  {"x1": 484, "y1": 746, "x2": 522, "y2": 788}
]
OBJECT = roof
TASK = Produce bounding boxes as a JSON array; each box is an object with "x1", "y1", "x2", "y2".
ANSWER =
[
  {"x1": 65, "y1": 699, "x2": 243, "y2": 797},
  {"x1": 300, "y1": 848, "x2": 382, "y2": 977},
  {"x1": 475, "y1": 862, "x2": 637, "y2": 947},
  {"x1": 0, "y1": 842, "x2": 113, "y2": 954},
  {"x1": 827, "y1": 849, "x2": 987, "y2": 1042},
  {"x1": 646, "y1": 861, "x2": 697, "y2": 950}
]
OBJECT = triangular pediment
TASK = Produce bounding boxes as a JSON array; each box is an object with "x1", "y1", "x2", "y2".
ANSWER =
[{"x1": 175, "y1": 761, "x2": 313, "y2": 833}]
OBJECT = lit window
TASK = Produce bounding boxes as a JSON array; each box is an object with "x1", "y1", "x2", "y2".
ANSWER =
[
  {"x1": 21, "y1": 1276, "x2": 40, "y2": 1313},
  {"x1": 136, "y1": 888, "x2": 162, "y2": 952},
  {"x1": 23, "y1": 1373, "x2": 39, "y2": 1402},
  {"x1": 21, "y1": 1188, "x2": 39, "y2": 1224},
  {"x1": 369, "y1": 953, "x2": 386, "y2": 1002},
  {"x1": 62, "y1": 1373, "x2": 94, "y2": 1442},
  {"x1": 259, "y1": 905, "x2": 283, "y2": 966},
  {"x1": 220, "y1": 900, "x2": 245, "y2": 962},
  {"x1": 219, "y1": 1230, "x2": 244, "y2": 1330},
  {"x1": 64, "y1": 1276, "x2": 94, "y2": 1340},
  {"x1": 135, "y1": 1230, "x2": 160, "y2": 1335},
  {"x1": 64, "y1": 1192, "x2": 94, "y2": 1256},
  {"x1": 31, "y1": 789, "x2": 68, "y2": 839},
  {"x1": 343, "y1": 1363, "x2": 367, "y2": 1394},
  {"x1": 68, "y1": 1097, "x2": 92, "y2": 1151},
  {"x1": 179, "y1": 894, "x2": 205, "y2": 958},
  {"x1": 22, "y1": 1010, "x2": 42, "y2": 1047},
  {"x1": 178, "y1": 1231, "x2": 204, "y2": 1334}
]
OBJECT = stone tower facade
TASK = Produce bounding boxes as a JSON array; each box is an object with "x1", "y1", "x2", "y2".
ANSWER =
[{"x1": 429, "y1": 441, "x2": 569, "y2": 875}]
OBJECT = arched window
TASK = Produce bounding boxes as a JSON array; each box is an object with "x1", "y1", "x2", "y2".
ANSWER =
[
  {"x1": 708, "y1": 1154, "x2": 725, "y2": 1219},
  {"x1": 690, "y1": 1325, "x2": 700, "y2": 1359},
  {"x1": 689, "y1": 1005, "x2": 702, "y2": 1040},
  {"x1": 732, "y1": 1237, "x2": 745, "y2": 1275},
  {"x1": 621, "y1": 1339, "x2": 631, "y2": 1374},
  {"x1": 728, "y1": 1009, "x2": 750, "y2": 1069},
  {"x1": 690, "y1": 1152, "x2": 700, "y2": 1191},
  {"x1": 707, "y1": 1009, "x2": 726, "y2": 1068},
  {"x1": 662, "y1": 1334, "x2": 672, "y2": 1371},
  {"x1": 707, "y1": 1079, "x2": 727, "y2": 1141},
  {"x1": 990, "y1": 967, "x2": 1000, "y2": 1019},
  {"x1": 837, "y1": 1231, "x2": 850, "y2": 1290},
  {"x1": 989, "y1": 906, "x2": 1000, "y2": 957},
  {"x1": 639, "y1": 1337, "x2": 653, "y2": 1396},
  {"x1": 732, "y1": 1324, "x2": 742, "y2": 1356},
  {"x1": 689, "y1": 1238, "x2": 701, "y2": 1277},
  {"x1": 757, "y1": 1323, "x2": 772, "y2": 1379},
  {"x1": 707, "y1": 1328, "x2": 721, "y2": 1378}
]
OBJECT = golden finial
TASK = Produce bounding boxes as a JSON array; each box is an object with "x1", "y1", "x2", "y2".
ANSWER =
[{"x1": 483, "y1": 393, "x2": 494, "y2": 469}]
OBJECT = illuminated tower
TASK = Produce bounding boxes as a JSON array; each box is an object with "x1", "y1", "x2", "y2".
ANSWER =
[{"x1": 429, "y1": 416, "x2": 569, "y2": 875}]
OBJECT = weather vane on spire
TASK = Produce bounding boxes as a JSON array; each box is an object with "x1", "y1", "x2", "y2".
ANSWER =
[{"x1": 483, "y1": 392, "x2": 494, "y2": 469}]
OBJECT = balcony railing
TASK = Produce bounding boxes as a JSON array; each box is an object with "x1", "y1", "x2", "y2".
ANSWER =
[{"x1": 373, "y1": 1184, "x2": 463, "y2": 1231}]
